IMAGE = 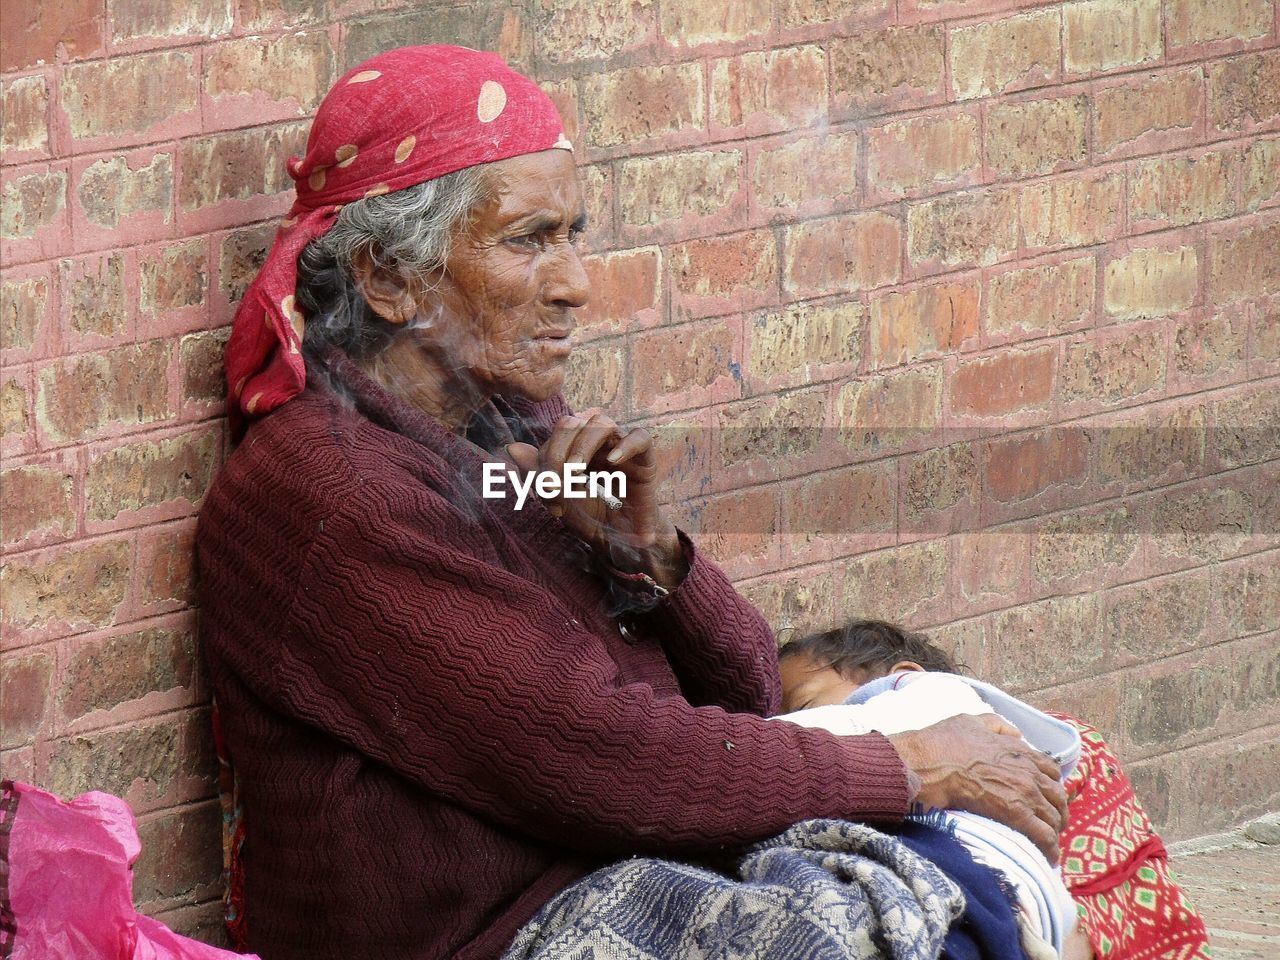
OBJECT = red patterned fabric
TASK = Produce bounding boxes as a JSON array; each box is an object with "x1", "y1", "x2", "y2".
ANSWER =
[
  {"x1": 223, "y1": 45, "x2": 570, "y2": 423},
  {"x1": 1051, "y1": 713, "x2": 1213, "y2": 960}
]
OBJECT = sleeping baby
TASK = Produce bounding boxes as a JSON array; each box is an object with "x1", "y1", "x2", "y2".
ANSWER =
[{"x1": 776, "y1": 619, "x2": 1088, "y2": 960}]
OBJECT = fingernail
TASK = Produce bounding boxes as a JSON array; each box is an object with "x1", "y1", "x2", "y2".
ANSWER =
[{"x1": 605, "y1": 448, "x2": 622, "y2": 463}]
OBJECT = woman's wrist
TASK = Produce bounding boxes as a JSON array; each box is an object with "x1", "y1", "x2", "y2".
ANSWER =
[{"x1": 606, "y1": 522, "x2": 688, "y2": 592}]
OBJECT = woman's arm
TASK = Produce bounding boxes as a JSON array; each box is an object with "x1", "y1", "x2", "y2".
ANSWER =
[{"x1": 272, "y1": 490, "x2": 910, "y2": 859}]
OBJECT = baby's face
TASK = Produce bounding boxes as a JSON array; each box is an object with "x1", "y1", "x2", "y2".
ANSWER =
[{"x1": 778, "y1": 653, "x2": 874, "y2": 713}]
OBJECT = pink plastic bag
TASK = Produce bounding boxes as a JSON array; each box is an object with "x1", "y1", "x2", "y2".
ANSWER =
[{"x1": 0, "y1": 780, "x2": 257, "y2": 960}]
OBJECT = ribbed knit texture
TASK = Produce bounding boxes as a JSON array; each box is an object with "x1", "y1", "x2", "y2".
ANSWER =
[{"x1": 196, "y1": 357, "x2": 909, "y2": 960}]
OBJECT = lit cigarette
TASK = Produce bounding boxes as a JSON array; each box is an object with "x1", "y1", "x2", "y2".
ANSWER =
[{"x1": 599, "y1": 491, "x2": 624, "y2": 511}]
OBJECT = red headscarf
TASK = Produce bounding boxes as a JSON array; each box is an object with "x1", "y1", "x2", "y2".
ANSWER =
[{"x1": 223, "y1": 45, "x2": 571, "y2": 421}]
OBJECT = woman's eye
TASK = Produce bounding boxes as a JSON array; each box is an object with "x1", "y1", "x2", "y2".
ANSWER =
[{"x1": 507, "y1": 232, "x2": 543, "y2": 249}]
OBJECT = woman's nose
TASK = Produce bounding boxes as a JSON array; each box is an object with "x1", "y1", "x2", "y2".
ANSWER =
[{"x1": 543, "y1": 240, "x2": 590, "y2": 310}]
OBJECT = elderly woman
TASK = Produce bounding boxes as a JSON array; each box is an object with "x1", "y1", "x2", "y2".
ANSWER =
[{"x1": 198, "y1": 46, "x2": 1067, "y2": 959}]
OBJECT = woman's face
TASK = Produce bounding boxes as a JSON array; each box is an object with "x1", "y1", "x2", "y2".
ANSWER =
[{"x1": 415, "y1": 149, "x2": 589, "y2": 404}]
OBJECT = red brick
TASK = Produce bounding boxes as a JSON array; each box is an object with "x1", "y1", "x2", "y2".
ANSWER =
[
  {"x1": 1, "y1": 74, "x2": 50, "y2": 160},
  {"x1": 0, "y1": 455, "x2": 77, "y2": 549},
  {"x1": 693, "y1": 485, "x2": 781, "y2": 574},
  {"x1": 1210, "y1": 218, "x2": 1280, "y2": 303},
  {"x1": 216, "y1": 222, "x2": 275, "y2": 306},
  {"x1": 632, "y1": 320, "x2": 740, "y2": 413},
  {"x1": 35, "y1": 341, "x2": 172, "y2": 444},
  {"x1": 991, "y1": 594, "x2": 1105, "y2": 689},
  {"x1": 134, "y1": 803, "x2": 223, "y2": 904},
  {"x1": 841, "y1": 539, "x2": 949, "y2": 625},
  {"x1": 236, "y1": 0, "x2": 328, "y2": 32},
  {"x1": 749, "y1": 300, "x2": 865, "y2": 384},
  {"x1": 1, "y1": 271, "x2": 52, "y2": 355},
  {"x1": 533, "y1": 0, "x2": 656, "y2": 63},
  {"x1": 111, "y1": 0, "x2": 232, "y2": 42},
  {"x1": 950, "y1": 9, "x2": 1061, "y2": 100},
  {"x1": 62, "y1": 51, "x2": 199, "y2": 147},
  {"x1": 1173, "y1": 311, "x2": 1250, "y2": 383},
  {"x1": 139, "y1": 239, "x2": 208, "y2": 317},
  {"x1": 1063, "y1": 0, "x2": 1163, "y2": 74},
  {"x1": 43, "y1": 713, "x2": 211, "y2": 812},
  {"x1": 177, "y1": 122, "x2": 308, "y2": 213},
  {"x1": 1, "y1": 374, "x2": 32, "y2": 453},
  {"x1": 985, "y1": 96, "x2": 1088, "y2": 181},
  {"x1": 1094, "y1": 68, "x2": 1205, "y2": 161},
  {"x1": 1252, "y1": 299, "x2": 1280, "y2": 361},
  {"x1": 1020, "y1": 172, "x2": 1125, "y2": 251},
  {"x1": 900, "y1": 442, "x2": 979, "y2": 533},
  {"x1": 576, "y1": 247, "x2": 661, "y2": 337},
  {"x1": 1210, "y1": 51, "x2": 1280, "y2": 135},
  {"x1": 1104, "y1": 244, "x2": 1199, "y2": 320},
  {"x1": 1167, "y1": 0, "x2": 1273, "y2": 50},
  {"x1": 835, "y1": 364, "x2": 943, "y2": 452},
  {"x1": 1245, "y1": 137, "x2": 1280, "y2": 210},
  {"x1": 59, "y1": 252, "x2": 128, "y2": 342},
  {"x1": 669, "y1": 230, "x2": 777, "y2": 320},
  {"x1": 0, "y1": 650, "x2": 54, "y2": 749},
  {"x1": 1145, "y1": 482, "x2": 1256, "y2": 568},
  {"x1": 955, "y1": 530, "x2": 1029, "y2": 607},
  {"x1": 0, "y1": 0, "x2": 103, "y2": 72},
  {"x1": 1218, "y1": 553, "x2": 1280, "y2": 637},
  {"x1": 830, "y1": 24, "x2": 945, "y2": 116},
  {"x1": 1212, "y1": 385, "x2": 1280, "y2": 469},
  {"x1": 779, "y1": 0, "x2": 891, "y2": 29},
  {"x1": 710, "y1": 46, "x2": 828, "y2": 136},
  {"x1": 617, "y1": 150, "x2": 743, "y2": 230},
  {"x1": 985, "y1": 429, "x2": 1090, "y2": 503},
  {"x1": 1, "y1": 538, "x2": 130, "y2": 635},
  {"x1": 784, "y1": 211, "x2": 901, "y2": 298},
  {"x1": 135, "y1": 522, "x2": 198, "y2": 610},
  {"x1": 662, "y1": 0, "x2": 770, "y2": 47},
  {"x1": 1130, "y1": 149, "x2": 1238, "y2": 230},
  {"x1": 717, "y1": 389, "x2": 827, "y2": 469},
  {"x1": 204, "y1": 32, "x2": 334, "y2": 126},
  {"x1": 869, "y1": 279, "x2": 979, "y2": 369},
  {"x1": 1061, "y1": 326, "x2": 1168, "y2": 404},
  {"x1": 987, "y1": 256, "x2": 1095, "y2": 338},
  {"x1": 1033, "y1": 507, "x2": 1141, "y2": 593},
  {"x1": 60, "y1": 623, "x2": 197, "y2": 721},
  {"x1": 1, "y1": 165, "x2": 67, "y2": 249},
  {"x1": 739, "y1": 569, "x2": 838, "y2": 639},
  {"x1": 179, "y1": 328, "x2": 230, "y2": 409},
  {"x1": 578, "y1": 63, "x2": 704, "y2": 150},
  {"x1": 950, "y1": 346, "x2": 1056, "y2": 418},
  {"x1": 563, "y1": 338, "x2": 623, "y2": 413},
  {"x1": 753, "y1": 132, "x2": 859, "y2": 215},
  {"x1": 86, "y1": 427, "x2": 219, "y2": 526},
  {"x1": 784, "y1": 463, "x2": 897, "y2": 560},
  {"x1": 580, "y1": 164, "x2": 613, "y2": 248},
  {"x1": 74, "y1": 149, "x2": 173, "y2": 234},
  {"x1": 1093, "y1": 403, "x2": 1205, "y2": 487},
  {"x1": 345, "y1": 6, "x2": 529, "y2": 73},
  {"x1": 908, "y1": 188, "x2": 1020, "y2": 273},
  {"x1": 866, "y1": 111, "x2": 980, "y2": 201},
  {"x1": 539, "y1": 79, "x2": 580, "y2": 150}
]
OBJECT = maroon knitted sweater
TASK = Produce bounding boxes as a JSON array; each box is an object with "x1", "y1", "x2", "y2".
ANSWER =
[{"x1": 197, "y1": 359, "x2": 910, "y2": 960}]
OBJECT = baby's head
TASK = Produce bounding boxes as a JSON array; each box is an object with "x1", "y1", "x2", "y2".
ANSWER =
[{"x1": 778, "y1": 619, "x2": 961, "y2": 712}]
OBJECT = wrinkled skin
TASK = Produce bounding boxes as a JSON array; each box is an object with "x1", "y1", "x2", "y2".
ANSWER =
[
  {"x1": 778, "y1": 651, "x2": 1068, "y2": 863},
  {"x1": 360, "y1": 148, "x2": 590, "y2": 426}
]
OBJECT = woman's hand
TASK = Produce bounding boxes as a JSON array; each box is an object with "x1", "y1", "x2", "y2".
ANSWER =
[
  {"x1": 506, "y1": 409, "x2": 688, "y2": 591},
  {"x1": 888, "y1": 713, "x2": 1068, "y2": 863}
]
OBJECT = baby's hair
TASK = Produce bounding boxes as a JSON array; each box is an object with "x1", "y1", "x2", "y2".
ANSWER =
[{"x1": 780, "y1": 619, "x2": 963, "y2": 678}]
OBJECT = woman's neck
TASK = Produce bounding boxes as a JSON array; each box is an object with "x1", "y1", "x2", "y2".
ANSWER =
[{"x1": 365, "y1": 333, "x2": 486, "y2": 432}]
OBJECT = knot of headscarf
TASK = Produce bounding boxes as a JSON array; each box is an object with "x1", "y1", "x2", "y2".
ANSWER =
[{"x1": 223, "y1": 45, "x2": 570, "y2": 422}]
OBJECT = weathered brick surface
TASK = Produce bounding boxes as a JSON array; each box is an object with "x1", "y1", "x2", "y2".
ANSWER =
[{"x1": 4, "y1": 0, "x2": 1279, "y2": 933}]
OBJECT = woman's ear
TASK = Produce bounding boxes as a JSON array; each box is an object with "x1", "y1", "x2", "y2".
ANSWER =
[
  {"x1": 351, "y1": 248, "x2": 418, "y2": 326},
  {"x1": 890, "y1": 660, "x2": 926, "y2": 674}
]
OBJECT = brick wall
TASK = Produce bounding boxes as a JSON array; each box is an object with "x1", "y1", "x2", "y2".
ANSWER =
[{"x1": 2, "y1": 0, "x2": 1277, "y2": 940}]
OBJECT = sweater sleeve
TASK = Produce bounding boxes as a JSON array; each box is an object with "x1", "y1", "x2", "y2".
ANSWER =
[
  {"x1": 637, "y1": 532, "x2": 783, "y2": 717},
  {"x1": 276, "y1": 489, "x2": 909, "y2": 858}
]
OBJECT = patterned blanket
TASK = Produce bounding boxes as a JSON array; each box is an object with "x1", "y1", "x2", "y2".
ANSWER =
[{"x1": 502, "y1": 818, "x2": 969, "y2": 960}]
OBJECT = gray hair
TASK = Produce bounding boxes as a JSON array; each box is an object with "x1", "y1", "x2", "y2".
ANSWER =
[{"x1": 297, "y1": 166, "x2": 490, "y2": 360}]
